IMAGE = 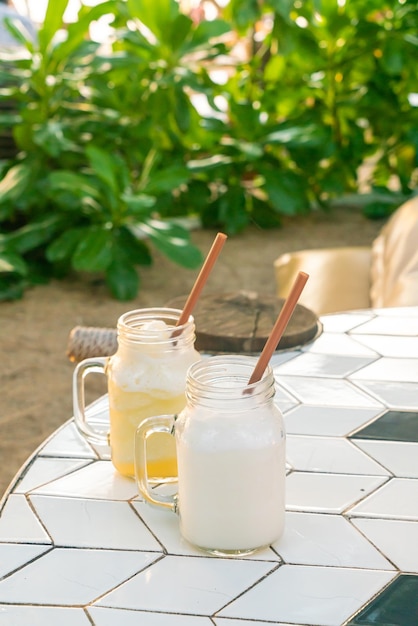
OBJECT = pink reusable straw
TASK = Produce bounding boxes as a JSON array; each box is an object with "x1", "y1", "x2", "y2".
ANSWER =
[
  {"x1": 247, "y1": 271, "x2": 309, "y2": 386},
  {"x1": 176, "y1": 232, "x2": 228, "y2": 328}
]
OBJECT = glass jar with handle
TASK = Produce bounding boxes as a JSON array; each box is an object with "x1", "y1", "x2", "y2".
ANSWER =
[
  {"x1": 135, "y1": 355, "x2": 286, "y2": 555},
  {"x1": 73, "y1": 307, "x2": 200, "y2": 481}
]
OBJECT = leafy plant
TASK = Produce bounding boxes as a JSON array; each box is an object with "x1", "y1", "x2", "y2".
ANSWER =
[
  {"x1": 0, "y1": 0, "x2": 416, "y2": 300},
  {"x1": 0, "y1": 0, "x2": 227, "y2": 299},
  {"x1": 198, "y1": 0, "x2": 418, "y2": 230}
]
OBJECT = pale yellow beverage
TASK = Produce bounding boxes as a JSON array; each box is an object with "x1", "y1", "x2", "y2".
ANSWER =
[
  {"x1": 105, "y1": 314, "x2": 200, "y2": 480},
  {"x1": 108, "y1": 382, "x2": 186, "y2": 479}
]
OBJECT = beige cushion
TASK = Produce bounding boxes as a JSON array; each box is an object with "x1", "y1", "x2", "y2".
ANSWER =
[
  {"x1": 274, "y1": 196, "x2": 418, "y2": 315},
  {"x1": 274, "y1": 247, "x2": 372, "y2": 315},
  {"x1": 370, "y1": 196, "x2": 418, "y2": 308}
]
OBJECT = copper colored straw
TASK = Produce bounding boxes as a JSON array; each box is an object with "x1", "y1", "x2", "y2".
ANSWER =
[
  {"x1": 247, "y1": 271, "x2": 309, "y2": 386},
  {"x1": 176, "y1": 232, "x2": 228, "y2": 328}
]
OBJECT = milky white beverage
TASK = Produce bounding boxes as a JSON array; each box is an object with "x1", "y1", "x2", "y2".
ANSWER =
[
  {"x1": 136, "y1": 356, "x2": 286, "y2": 555},
  {"x1": 73, "y1": 308, "x2": 200, "y2": 480}
]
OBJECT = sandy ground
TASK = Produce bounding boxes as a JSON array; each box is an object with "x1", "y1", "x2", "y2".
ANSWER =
[{"x1": 0, "y1": 208, "x2": 385, "y2": 496}]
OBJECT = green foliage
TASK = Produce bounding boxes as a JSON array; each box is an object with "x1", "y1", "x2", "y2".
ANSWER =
[
  {"x1": 0, "y1": 0, "x2": 416, "y2": 300},
  {"x1": 218, "y1": 0, "x2": 418, "y2": 221}
]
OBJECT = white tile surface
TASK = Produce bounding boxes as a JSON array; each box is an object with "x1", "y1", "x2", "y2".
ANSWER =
[
  {"x1": 29, "y1": 495, "x2": 162, "y2": 551},
  {"x1": 82, "y1": 394, "x2": 110, "y2": 425},
  {"x1": 373, "y1": 306, "x2": 418, "y2": 317},
  {"x1": 0, "y1": 606, "x2": 91, "y2": 626},
  {"x1": 352, "y1": 334, "x2": 418, "y2": 358},
  {"x1": 0, "y1": 548, "x2": 159, "y2": 605},
  {"x1": 89, "y1": 607, "x2": 213, "y2": 625},
  {"x1": 278, "y1": 376, "x2": 384, "y2": 408},
  {"x1": 286, "y1": 435, "x2": 389, "y2": 475},
  {"x1": 132, "y1": 500, "x2": 196, "y2": 555},
  {"x1": 273, "y1": 385, "x2": 300, "y2": 413},
  {"x1": 374, "y1": 306, "x2": 418, "y2": 316},
  {"x1": 286, "y1": 472, "x2": 389, "y2": 513},
  {"x1": 0, "y1": 544, "x2": 51, "y2": 578},
  {"x1": 31, "y1": 461, "x2": 138, "y2": 500},
  {"x1": 349, "y1": 478, "x2": 418, "y2": 519},
  {"x1": 320, "y1": 313, "x2": 375, "y2": 333},
  {"x1": 351, "y1": 315, "x2": 418, "y2": 336},
  {"x1": 353, "y1": 440, "x2": 418, "y2": 478},
  {"x1": 301, "y1": 333, "x2": 378, "y2": 357},
  {"x1": 270, "y1": 351, "x2": 301, "y2": 367},
  {"x1": 352, "y1": 380, "x2": 418, "y2": 408},
  {"x1": 217, "y1": 564, "x2": 395, "y2": 625},
  {"x1": 352, "y1": 518, "x2": 418, "y2": 573},
  {"x1": 274, "y1": 352, "x2": 377, "y2": 378},
  {"x1": 0, "y1": 495, "x2": 50, "y2": 543},
  {"x1": 39, "y1": 422, "x2": 97, "y2": 458},
  {"x1": 14, "y1": 458, "x2": 91, "y2": 494},
  {"x1": 350, "y1": 357, "x2": 418, "y2": 383},
  {"x1": 213, "y1": 617, "x2": 296, "y2": 626},
  {"x1": 274, "y1": 511, "x2": 394, "y2": 569},
  {"x1": 96, "y1": 555, "x2": 276, "y2": 614},
  {"x1": 284, "y1": 405, "x2": 382, "y2": 436}
]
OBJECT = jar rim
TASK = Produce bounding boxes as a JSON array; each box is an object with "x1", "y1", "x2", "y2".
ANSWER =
[
  {"x1": 117, "y1": 308, "x2": 195, "y2": 345},
  {"x1": 187, "y1": 354, "x2": 274, "y2": 396}
]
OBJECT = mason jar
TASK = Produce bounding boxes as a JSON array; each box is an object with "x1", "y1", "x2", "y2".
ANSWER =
[
  {"x1": 136, "y1": 354, "x2": 286, "y2": 555},
  {"x1": 73, "y1": 307, "x2": 200, "y2": 480}
]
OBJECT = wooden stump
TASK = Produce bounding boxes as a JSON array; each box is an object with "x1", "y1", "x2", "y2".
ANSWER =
[
  {"x1": 166, "y1": 291, "x2": 321, "y2": 353},
  {"x1": 66, "y1": 291, "x2": 321, "y2": 362}
]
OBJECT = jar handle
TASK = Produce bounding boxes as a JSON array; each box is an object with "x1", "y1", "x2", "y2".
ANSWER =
[
  {"x1": 135, "y1": 415, "x2": 177, "y2": 512},
  {"x1": 73, "y1": 357, "x2": 109, "y2": 445}
]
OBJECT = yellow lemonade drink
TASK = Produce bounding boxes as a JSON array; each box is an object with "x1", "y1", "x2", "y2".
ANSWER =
[
  {"x1": 108, "y1": 382, "x2": 186, "y2": 478},
  {"x1": 106, "y1": 313, "x2": 200, "y2": 480}
]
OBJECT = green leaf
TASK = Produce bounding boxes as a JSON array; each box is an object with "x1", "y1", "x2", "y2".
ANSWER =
[
  {"x1": 174, "y1": 85, "x2": 191, "y2": 134},
  {"x1": 189, "y1": 19, "x2": 230, "y2": 48},
  {"x1": 224, "y1": 139, "x2": 263, "y2": 160},
  {"x1": 5, "y1": 215, "x2": 64, "y2": 254},
  {"x1": 2, "y1": 16, "x2": 34, "y2": 48},
  {"x1": 72, "y1": 227, "x2": 113, "y2": 272},
  {"x1": 46, "y1": 227, "x2": 85, "y2": 262},
  {"x1": 380, "y1": 39, "x2": 405, "y2": 76},
  {"x1": 55, "y1": 1, "x2": 115, "y2": 61},
  {"x1": 114, "y1": 227, "x2": 153, "y2": 266},
  {"x1": 168, "y1": 14, "x2": 193, "y2": 52},
  {"x1": 264, "y1": 124, "x2": 328, "y2": 149},
  {"x1": 251, "y1": 199, "x2": 282, "y2": 229},
  {"x1": 138, "y1": 219, "x2": 203, "y2": 268},
  {"x1": 33, "y1": 121, "x2": 77, "y2": 157},
  {"x1": 38, "y1": 0, "x2": 69, "y2": 52},
  {"x1": 106, "y1": 257, "x2": 140, "y2": 301},
  {"x1": 127, "y1": 0, "x2": 179, "y2": 40},
  {"x1": 264, "y1": 55, "x2": 286, "y2": 82},
  {"x1": 0, "y1": 251, "x2": 27, "y2": 276},
  {"x1": 216, "y1": 187, "x2": 249, "y2": 235},
  {"x1": 269, "y1": 0, "x2": 296, "y2": 21},
  {"x1": 0, "y1": 164, "x2": 32, "y2": 203},
  {"x1": 143, "y1": 166, "x2": 190, "y2": 194},
  {"x1": 86, "y1": 145, "x2": 119, "y2": 196},
  {"x1": 121, "y1": 192, "x2": 156, "y2": 215},
  {"x1": 48, "y1": 171, "x2": 102, "y2": 201},
  {"x1": 262, "y1": 170, "x2": 309, "y2": 216},
  {"x1": 312, "y1": 0, "x2": 340, "y2": 21},
  {"x1": 187, "y1": 155, "x2": 233, "y2": 172},
  {"x1": 225, "y1": 0, "x2": 259, "y2": 31}
]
